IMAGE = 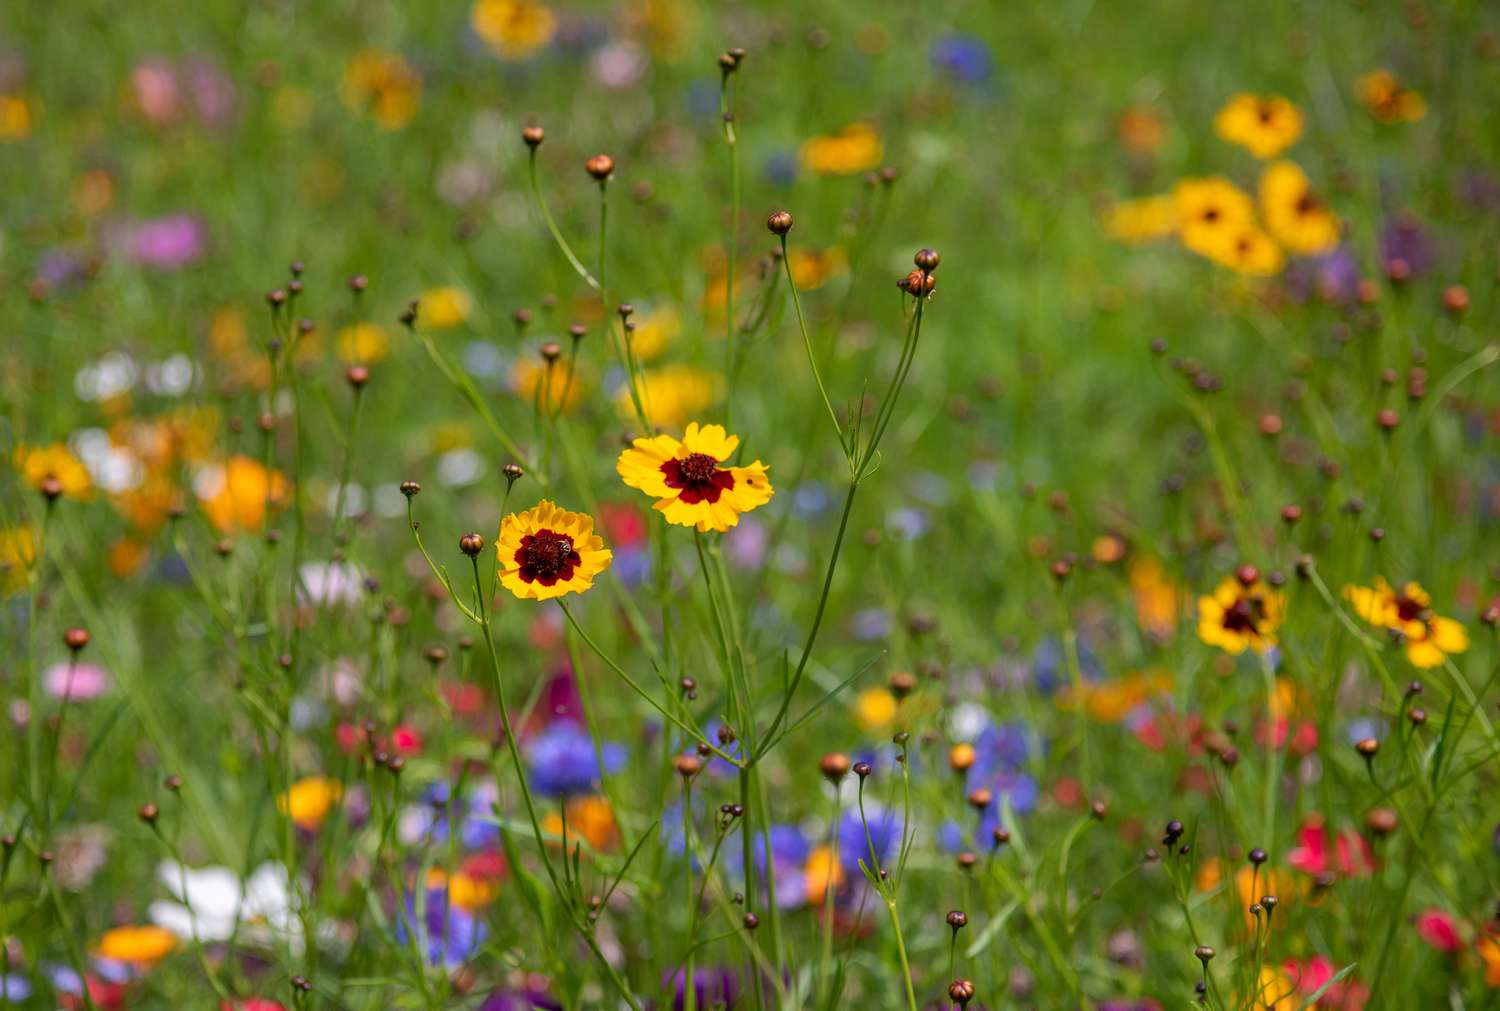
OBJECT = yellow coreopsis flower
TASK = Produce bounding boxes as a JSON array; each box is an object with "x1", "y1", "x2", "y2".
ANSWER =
[
  {"x1": 196, "y1": 455, "x2": 290, "y2": 534},
  {"x1": 1344, "y1": 578, "x2": 1469, "y2": 669},
  {"x1": 95, "y1": 924, "x2": 177, "y2": 965},
  {"x1": 497, "y1": 500, "x2": 612, "y2": 601},
  {"x1": 1357, "y1": 69, "x2": 1427, "y2": 124},
  {"x1": 0, "y1": 526, "x2": 37, "y2": 595},
  {"x1": 788, "y1": 247, "x2": 848, "y2": 290},
  {"x1": 616, "y1": 422, "x2": 773, "y2": 533},
  {"x1": 418, "y1": 286, "x2": 472, "y2": 329},
  {"x1": 340, "y1": 50, "x2": 422, "y2": 131},
  {"x1": 0, "y1": 95, "x2": 33, "y2": 141},
  {"x1": 1214, "y1": 93, "x2": 1303, "y2": 159},
  {"x1": 1104, "y1": 195, "x2": 1177, "y2": 244},
  {"x1": 1260, "y1": 161, "x2": 1339, "y2": 256},
  {"x1": 278, "y1": 777, "x2": 343, "y2": 830},
  {"x1": 625, "y1": 305, "x2": 680, "y2": 361},
  {"x1": 337, "y1": 322, "x2": 391, "y2": 364},
  {"x1": 471, "y1": 0, "x2": 557, "y2": 60},
  {"x1": 14, "y1": 443, "x2": 92, "y2": 499},
  {"x1": 1173, "y1": 177, "x2": 1256, "y2": 259},
  {"x1": 1197, "y1": 570, "x2": 1284, "y2": 655},
  {"x1": 624, "y1": 365, "x2": 721, "y2": 430},
  {"x1": 1204, "y1": 225, "x2": 1286, "y2": 277},
  {"x1": 800, "y1": 123, "x2": 883, "y2": 176}
]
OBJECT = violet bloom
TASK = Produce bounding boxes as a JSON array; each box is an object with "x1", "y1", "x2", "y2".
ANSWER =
[
  {"x1": 43, "y1": 662, "x2": 110, "y2": 701},
  {"x1": 395, "y1": 883, "x2": 486, "y2": 969},
  {"x1": 1287, "y1": 246, "x2": 1360, "y2": 304},
  {"x1": 128, "y1": 214, "x2": 208, "y2": 271},
  {"x1": 525, "y1": 720, "x2": 625, "y2": 796},
  {"x1": 182, "y1": 55, "x2": 236, "y2": 129},
  {"x1": 1379, "y1": 212, "x2": 1434, "y2": 278},
  {"x1": 930, "y1": 34, "x2": 995, "y2": 86},
  {"x1": 663, "y1": 966, "x2": 738, "y2": 1010},
  {"x1": 479, "y1": 988, "x2": 560, "y2": 1011},
  {"x1": 838, "y1": 804, "x2": 899, "y2": 874}
]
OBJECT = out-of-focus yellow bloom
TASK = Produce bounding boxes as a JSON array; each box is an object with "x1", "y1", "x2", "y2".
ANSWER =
[
  {"x1": 1203, "y1": 225, "x2": 1285, "y2": 276},
  {"x1": 624, "y1": 365, "x2": 720, "y2": 431},
  {"x1": 788, "y1": 247, "x2": 848, "y2": 290},
  {"x1": 418, "y1": 287, "x2": 472, "y2": 329},
  {"x1": 427, "y1": 867, "x2": 501, "y2": 910},
  {"x1": 1357, "y1": 70, "x2": 1426, "y2": 124},
  {"x1": 14, "y1": 443, "x2": 92, "y2": 499},
  {"x1": 1197, "y1": 573, "x2": 1284, "y2": 655},
  {"x1": 1213, "y1": 93, "x2": 1303, "y2": 159},
  {"x1": 1246, "y1": 966, "x2": 1296, "y2": 1011},
  {"x1": 1104, "y1": 195, "x2": 1176, "y2": 244},
  {"x1": 515, "y1": 358, "x2": 587, "y2": 414},
  {"x1": 0, "y1": 95, "x2": 33, "y2": 141},
  {"x1": 72, "y1": 169, "x2": 115, "y2": 216},
  {"x1": 340, "y1": 50, "x2": 422, "y2": 131},
  {"x1": 471, "y1": 0, "x2": 557, "y2": 59},
  {"x1": 196, "y1": 455, "x2": 290, "y2": 534},
  {"x1": 0, "y1": 526, "x2": 37, "y2": 595},
  {"x1": 541, "y1": 795, "x2": 619, "y2": 851},
  {"x1": 1173, "y1": 177, "x2": 1255, "y2": 259},
  {"x1": 1344, "y1": 578, "x2": 1469, "y2": 669},
  {"x1": 803, "y1": 844, "x2": 844, "y2": 905},
  {"x1": 107, "y1": 537, "x2": 151, "y2": 579},
  {"x1": 1129, "y1": 556, "x2": 1179, "y2": 639},
  {"x1": 337, "y1": 322, "x2": 391, "y2": 364},
  {"x1": 1116, "y1": 105, "x2": 1166, "y2": 155},
  {"x1": 1091, "y1": 534, "x2": 1127, "y2": 564},
  {"x1": 209, "y1": 307, "x2": 248, "y2": 357},
  {"x1": 278, "y1": 777, "x2": 343, "y2": 831},
  {"x1": 626, "y1": 305, "x2": 680, "y2": 361},
  {"x1": 1063, "y1": 670, "x2": 1172, "y2": 723},
  {"x1": 854, "y1": 687, "x2": 898, "y2": 730},
  {"x1": 1260, "y1": 161, "x2": 1339, "y2": 256},
  {"x1": 619, "y1": 0, "x2": 696, "y2": 60},
  {"x1": 800, "y1": 123, "x2": 883, "y2": 176},
  {"x1": 95, "y1": 924, "x2": 176, "y2": 965},
  {"x1": 1480, "y1": 934, "x2": 1500, "y2": 988}
]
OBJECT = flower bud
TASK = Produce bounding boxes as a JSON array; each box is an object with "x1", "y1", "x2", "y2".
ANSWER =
[
  {"x1": 767, "y1": 210, "x2": 794, "y2": 236},
  {"x1": 459, "y1": 533, "x2": 486, "y2": 557}
]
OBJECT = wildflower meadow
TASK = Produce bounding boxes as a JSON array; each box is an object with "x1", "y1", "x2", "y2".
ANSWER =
[{"x1": 3, "y1": 1, "x2": 1500, "y2": 1009}]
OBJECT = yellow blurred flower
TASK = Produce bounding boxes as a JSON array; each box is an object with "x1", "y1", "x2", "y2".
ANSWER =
[
  {"x1": 541, "y1": 795, "x2": 619, "y2": 851},
  {"x1": 1116, "y1": 105, "x2": 1166, "y2": 155},
  {"x1": 1197, "y1": 572, "x2": 1284, "y2": 655},
  {"x1": 800, "y1": 123, "x2": 883, "y2": 176},
  {"x1": 788, "y1": 247, "x2": 848, "y2": 291},
  {"x1": 1260, "y1": 161, "x2": 1339, "y2": 256},
  {"x1": 14, "y1": 443, "x2": 92, "y2": 500},
  {"x1": 854, "y1": 687, "x2": 898, "y2": 730},
  {"x1": 426, "y1": 867, "x2": 501, "y2": 910},
  {"x1": 624, "y1": 365, "x2": 720, "y2": 431},
  {"x1": 337, "y1": 322, "x2": 392, "y2": 364},
  {"x1": 619, "y1": 0, "x2": 696, "y2": 60},
  {"x1": 107, "y1": 537, "x2": 151, "y2": 579},
  {"x1": 1344, "y1": 578, "x2": 1469, "y2": 669},
  {"x1": 278, "y1": 777, "x2": 343, "y2": 831},
  {"x1": 471, "y1": 0, "x2": 557, "y2": 59},
  {"x1": 340, "y1": 50, "x2": 421, "y2": 131},
  {"x1": 72, "y1": 169, "x2": 115, "y2": 216},
  {"x1": 803, "y1": 843, "x2": 845, "y2": 905},
  {"x1": 515, "y1": 358, "x2": 587, "y2": 414},
  {"x1": 95, "y1": 924, "x2": 176, "y2": 965},
  {"x1": 1357, "y1": 69, "x2": 1426, "y2": 124},
  {"x1": 0, "y1": 95, "x2": 33, "y2": 141},
  {"x1": 626, "y1": 305, "x2": 680, "y2": 361},
  {"x1": 1104, "y1": 195, "x2": 1176, "y2": 244},
  {"x1": 1213, "y1": 93, "x2": 1303, "y2": 159},
  {"x1": 196, "y1": 455, "x2": 290, "y2": 535},
  {"x1": 1129, "y1": 555, "x2": 1179, "y2": 639},
  {"x1": 419, "y1": 286, "x2": 473, "y2": 329},
  {"x1": 1246, "y1": 965, "x2": 1296, "y2": 1010},
  {"x1": 1064, "y1": 670, "x2": 1172, "y2": 723},
  {"x1": 1480, "y1": 933, "x2": 1500, "y2": 988},
  {"x1": 0, "y1": 526, "x2": 37, "y2": 595},
  {"x1": 1173, "y1": 177, "x2": 1255, "y2": 259},
  {"x1": 1204, "y1": 225, "x2": 1285, "y2": 277}
]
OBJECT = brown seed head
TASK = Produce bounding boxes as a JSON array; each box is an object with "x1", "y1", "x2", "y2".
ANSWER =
[
  {"x1": 585, "y1": 154, "x2": 615, "y2": 181},
  {"x1": 673, "y1": 754, "x2": 702, "y2": 779},
  {"x1": 459, "y1": 533, "x2": 486, "y2": 557},
  {"x1": 767, "y1": 210, "x2": 794, "y2": 236},
  {"x1": 818, "y1": 752, "x2": 851, "y2": 783},
  {"x1": 522, "y1": 125, "x2": 545, "y2": 148},
  {"x1": 914, "y1": 248, "x2": 941, "y2": 271},
  {"x1": 400, "y1": 480, "x2": 421, "y2": 498}
]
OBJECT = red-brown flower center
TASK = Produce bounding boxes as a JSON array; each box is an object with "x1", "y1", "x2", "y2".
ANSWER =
[
  {"x1": 661, "y1": 452, "x2": 736, "y2": 505},
  {"x1": 1221, "y1": 593, "x2": 1267, "y2": 634},
  {"x1": 515, "y1": 528, "x2": 580, "y2": 585},
  {"x1": 1393, "y1": 594, "x2": 1428, "y2": 623}
]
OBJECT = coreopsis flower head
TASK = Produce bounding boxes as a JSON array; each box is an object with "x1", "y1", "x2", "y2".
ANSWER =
[
  {"x1": 800, "y1": 122, "x2": 883, "y2": 176},
  {"x1": 1173, "y1": 176, "x2": 1255, "y2": 258},
  {"x1": 1343, "y1": 578, "x2": 1468, "y2": 669},
  {"x1": 496, "y1": 500, "x2": 612, "y2": 600},
  {"x1": 622, "y1": 365, "x2": 721, "y2": 430},
  {"x1": 1479, "y1": 934, "x2": 1500, "y2": 987},
  {"x1": 336, "y1": 322, "x2": 390, "y2": 364},
  {"x1": 0, "y1": 93, "x2": 33, "y2": 141},
  {"x1": 14, "y1": 442, "x2": 92, "y2": 499},
  {"x1": 195, "y1": 456, "x2": 290, "y2": 534},
  {"x1": 1104, "y1": 195, "x2": 1176, "y2": 244},
  {"x1": 1197, "y1": 570, "x2": 1284, "y2": 655},
  {"x1": 624, "y1": 304, "x2": 680, "y2": 361},
  {"x1": 277, "y1": 777, "x2": 342, "y2": 831},
  {"x1": 802, "y1": 843, "x2": 844, "y2": 905},
  {"x1": 1214, "y1": 93, "x2": 1304, "y2": 159},
  {"x1": 339, "y1": 50, "x2": 421, "y2": 130},
  {"x1": 525, "y1": 721, "x2": 625, "y2": 796},
  {"x1": 1357, "y1": 69, "x2": 1426, "y2": 124},
  {"x1": 0, "y1": 525, "x2": 37, "y2": 594},
  {"x1": 787, "y1": 247, "x2": 848, "y2": 290},
  {"x1": 471, "y1": 0, "x2": 557, "y2": 59},
  {"x1": 616, "y1": 422, "x2": 773, "y2": 533},
  {"x1": 1205, "y1": 225, "x2": 1286, "y2": 276},
  {"x1": 1260, "y1": 161, "x2": 1340, "y2": 255},
  {"x1": 418, "y1": 286, "x2": 472, "y2": 329},
  {"x1": 93, "y1": 925, "x2": 177, "y2": 965},
  {"x1": 541, "y1": 795, "x2": 618, "y2": 851}
]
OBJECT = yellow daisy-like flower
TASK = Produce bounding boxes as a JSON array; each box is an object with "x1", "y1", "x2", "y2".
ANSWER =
[
  {"x1": 95, "y1": 924, "x2": 177, "y2": 965},
  {"x1": 196, "y1": 455, "x2": 290, "y2": 535},
  {"x1": 1344, "y1": 578, "x2": 1469, "y2": 669},
  {"x1": 1104, "y1": 195, "x2": 1177, "y2": 244},
  {"x1": 0, "y1": 525, "x2": 38, "y2": 595},
  {"x1": 340, "y1": 50, "x2": 422, "y2": 131},
  {"x1": 0, "y1": 94, "x2": 33, "y2": 142},
  {"x1": 800, "y1": 122, "x2": 883, "y2": 176},
  {"x1": 616, "y1": 422, "x2": 773, "y2": 533},
  {"x1": 1479, "y1": 933, "x2": 1500, "y2": 988},
  {"x1": 1173, "y1": 177, "x2": 1256, "y2": 259},
  {"x1": 471, "y1": 0, "x2": 557, "y2": 60},
  {"x1": 541, "y1": 794, "x2": 619, "y2": 851},
  {"x1": 1260, "y1": 161, "x2": 1340, "y2": 256},
  {"x1": 278, "y1": 776, "x2": 343, "y2": 830},
  {"x1": 625, "y1": 305, "x2": 680, "y2": 361},
  {"x1": 14, "y1": 442, "x2": 92, "y2": 499},
  {"x1": 1213, "y1": 93, "x2": 1304, "y2": 159},
  {"x1": 1204, "y1": 225, "x2": 1286, "y2": 277},
  {"x1": 853, "y1": 686, "x2": 898, "y2": 730},
  {"x1": 788, "y1": 247, "x2": 848, "y2": 291},
  {"x1": 623, "y1": 365, "x2": 721, "y2": 431},
  {"x1": 1197, "y1": 571, "x2": 1284, "y2": 655},
  {"x1": 419, "y1": 286, "x2": 473, "y2": 329},
  {"x1": 802, "y1": 844, "x2": 845, "y2": 905},
  {"x1": 497, "y1": 500, "x2": 612, "y2": 601},
  {"x1": 1357, "y1": 69, "x2": 1427, "y2": 125},
  {"x1": 337, "y1": 322, "x2": 391, "y2": 364}
]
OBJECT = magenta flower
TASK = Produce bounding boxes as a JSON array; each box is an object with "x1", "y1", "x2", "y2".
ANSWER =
[
  {"x1": 128, "y1": 214, "x2": 208, "y2": 270},
  {"x1": 43, "y1": 662, "x2": 110, "y2": 701}
]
